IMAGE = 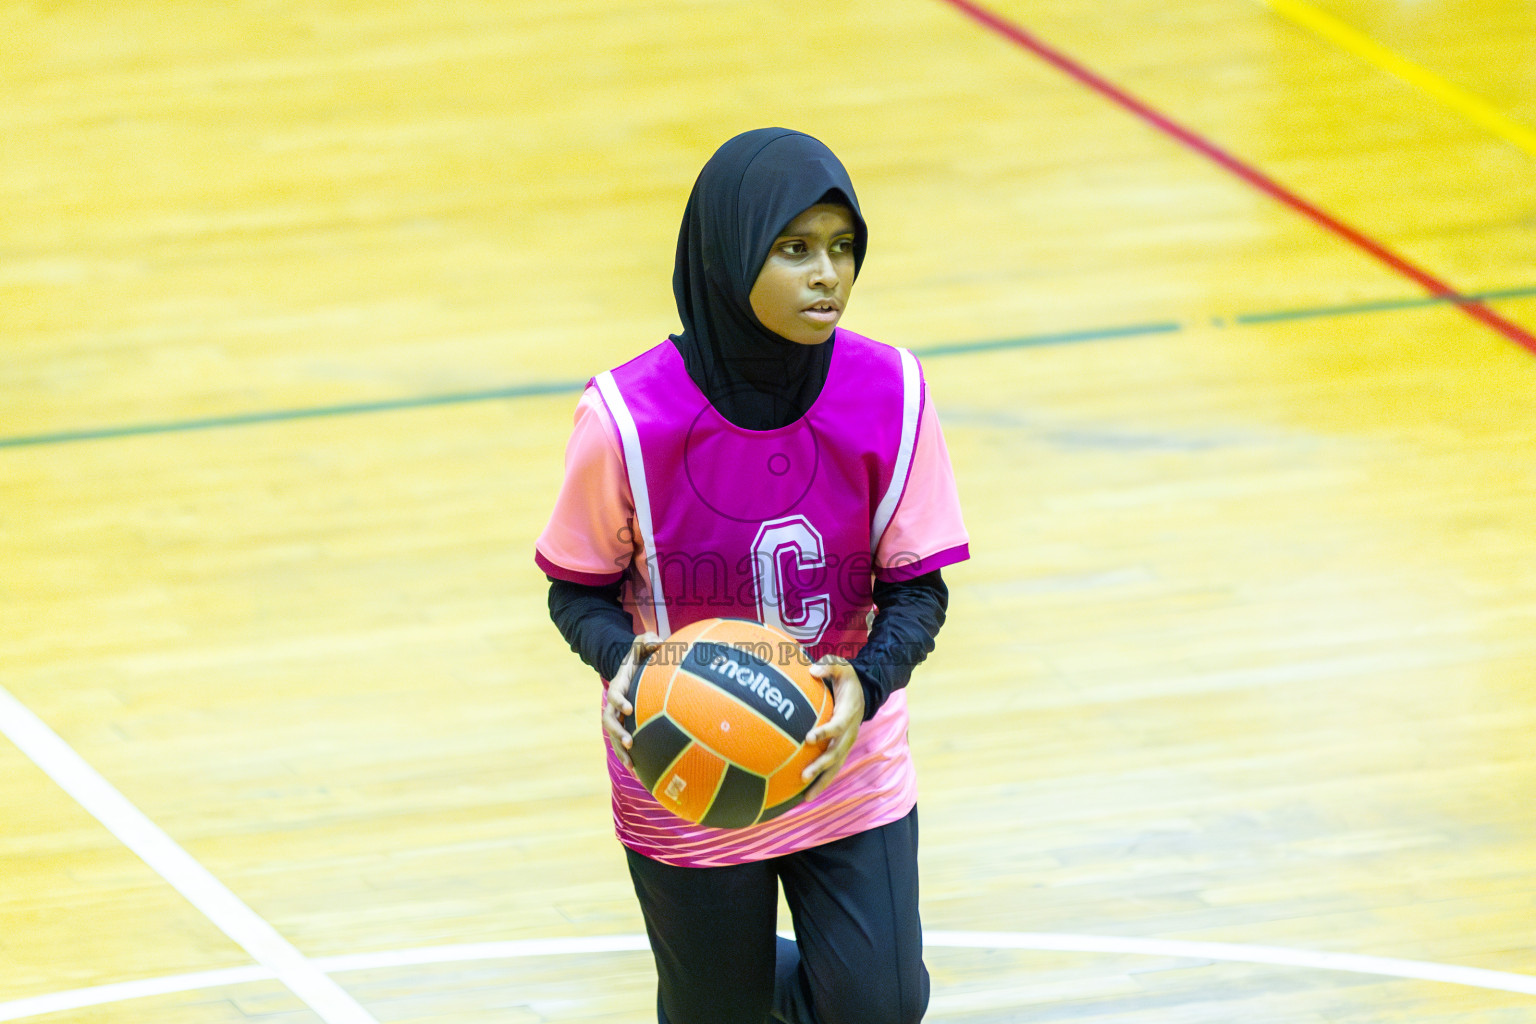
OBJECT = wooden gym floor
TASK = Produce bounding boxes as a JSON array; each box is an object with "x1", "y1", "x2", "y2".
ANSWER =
[{"x1": 2, "y1": 1, "x2": 1534, "y2": 1021}]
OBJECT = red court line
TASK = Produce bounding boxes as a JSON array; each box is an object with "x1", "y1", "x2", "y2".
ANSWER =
[{"x1": 937, "y1": 0, "x2": 1536, "y2": 356}]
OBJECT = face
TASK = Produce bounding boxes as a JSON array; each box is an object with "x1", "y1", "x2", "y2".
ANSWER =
[{"x1": 748, "y1": 203, "x2": 857, "y2": 346}]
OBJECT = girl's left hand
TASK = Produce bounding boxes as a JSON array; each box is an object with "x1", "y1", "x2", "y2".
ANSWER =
[{"x1": 801, "y1": 656, "x2": 865, "y2": 802}]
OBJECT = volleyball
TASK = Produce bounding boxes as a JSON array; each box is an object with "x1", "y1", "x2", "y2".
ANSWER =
[{"x1": 620, "y1": 618, "x2": 834, "y2": 828}]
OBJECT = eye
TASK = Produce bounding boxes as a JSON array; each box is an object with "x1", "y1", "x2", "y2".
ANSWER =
[
  {"x1": 832, "y1": 237, "x2": 856, "y2": 254},
  {"x1": 778, "y1": 240, "x2": 807, "y2": 256}
]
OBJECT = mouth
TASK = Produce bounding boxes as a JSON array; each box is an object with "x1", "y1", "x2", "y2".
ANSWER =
[{"x1": 801, "y1": 301, "x2": 841, "y2": 324}]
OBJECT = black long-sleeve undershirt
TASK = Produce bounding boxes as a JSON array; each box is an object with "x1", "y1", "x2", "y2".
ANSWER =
[
  {"x1": 546, "y1": 576, "x2": 635, "y2": 682},
  {"x1": 849, "y1": 570, "x2": 948, "y2": 718},
  {"x1": 546, "y1": 570, "x2": 948, "y2": 721}
]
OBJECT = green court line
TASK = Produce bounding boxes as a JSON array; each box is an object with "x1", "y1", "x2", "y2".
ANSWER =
[
  {"x1": 1233, "y1": 285, "x2": 1536, "y2": 325},
  {"x1": 3, "y1": 285, "x2": 1533, "y2": 450},
  {"x1": 915, "y1": 321, "x2": 1183, "y2": 356},
  {"x1": 0, "y1": 382, "x2": 582, "y2": 450}
]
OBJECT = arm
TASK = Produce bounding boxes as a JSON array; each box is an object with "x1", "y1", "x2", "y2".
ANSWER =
[
  {"x1": 860, "y1": 368, "x2": 967, "y2": 719},
  {"x1": 547, "y1": 576, "x2": 636, "y2": 681},
  {"x1": 850, "y1": 568, "x2": 948, "y2": 721},
  {"x1": 800, "y1": 570, "x2": 948, "y2": 799},
  {"x1": 544, "y1": 576, "x2": 661, "y2": 771},
  {"x1": 805, "y1": 368, "x2": 966, "y2": 796},
  {"x1": 536, "y1": 389, "x2": 656, "y2": 767}
]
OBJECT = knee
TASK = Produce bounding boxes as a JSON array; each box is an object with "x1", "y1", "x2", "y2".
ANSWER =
[{"x1": 815, "y1": 962, "x2": 929, "y2": 1024}]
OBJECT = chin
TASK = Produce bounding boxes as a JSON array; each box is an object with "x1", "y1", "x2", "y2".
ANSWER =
[{"x1": 789, "y1": 326, "x2": 836, "y2": 346}]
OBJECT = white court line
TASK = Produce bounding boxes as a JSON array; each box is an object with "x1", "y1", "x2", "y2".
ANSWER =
[
  {"x1": 930, "y1": 932, "x2": 1536, "y2": 996},
  {"x1": 312, "y1": 935, "x2": 654, "y2": 973},
  {"x1": 0, "y1": 685, "x2": 381, "y2": 1024},
  {"x1": 3, "y1": 930, "x2": 1533, "y2": 1021},
  {"x1": 0, "y1": 967, "x2": 273, "y2": 1022}
]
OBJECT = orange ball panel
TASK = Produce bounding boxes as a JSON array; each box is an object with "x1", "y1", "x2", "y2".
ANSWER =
[
  {"x1": 664, "y1": 671, "x2": 798, "y2": 770},
  {"x1": 629, "y1": 618, "x2": 841, "y2": 826},
  {"x1": 693, "y1": 617, "x2": 793, "y2": 648},
  {"x1": 807, "y1": 674, "x2": 833, "y2": 721},
  {"x1": 763, "y1": 697, "x2": 835, "y2": 807},
  {"x1": 693, "y1": 618, "x2": 820, "y2": 690},
  {"x1": 664, "y1": 618, "x2": 721, "y2": 646},
  {"x1": 632, "y1": 659, "x2": 671, "y2": 730},
  {"x1": 765, "y1": 749, "x2": 817, "y2": 808},
  {"x1": 653, "y1": 743, "x2": 727, "y2": 823}
]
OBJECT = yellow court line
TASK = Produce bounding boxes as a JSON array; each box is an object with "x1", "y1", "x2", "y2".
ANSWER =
[{"x1": 1258, "y1": 0, "x2": 1536, "y2": 157}]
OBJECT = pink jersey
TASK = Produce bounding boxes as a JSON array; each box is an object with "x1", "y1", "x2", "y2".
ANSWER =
[{"x1": 537, "y1": 330, "x2": 967, "y2": 866}]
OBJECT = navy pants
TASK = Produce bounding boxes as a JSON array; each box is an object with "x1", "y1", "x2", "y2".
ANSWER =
[{"x1": 624, "y1": 807, "x2": 928, "y2": 1024}]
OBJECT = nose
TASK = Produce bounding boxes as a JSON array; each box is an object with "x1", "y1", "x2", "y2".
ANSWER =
[{"x1": 808, "y1": 247, "x2": 839, "y2": 289}]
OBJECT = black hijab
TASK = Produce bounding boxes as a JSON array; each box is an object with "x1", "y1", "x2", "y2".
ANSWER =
[{"x1": 669, "y1": 128, "x2": 868, "y2": 431}]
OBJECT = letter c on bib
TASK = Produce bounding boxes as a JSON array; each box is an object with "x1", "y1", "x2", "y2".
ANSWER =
[{"x1": 751, "y1": 516, "x2": 830, "y2": 645}]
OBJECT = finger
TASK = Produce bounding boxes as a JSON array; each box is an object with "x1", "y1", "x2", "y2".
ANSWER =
[
  {"x1": 612, "y1": 643, "x2": 657, "y2": 705},
  {"x1": 806, "y1": 725, "x2": 859, "y2": 775},
  {"x1": 803, "y1": 760, "x2": 842, "y2": 801},
  {"x1": 802, "y1": 747, "x2": 842, "y2": 782},
  {"x1": 602, "y1": 709, "x2": 633, "y2": 746},
  {"x1": 602, "y1": 717, "x2": 630, "y2": 752},
  {"x1": 804, "y1": 720, "x2": 838, "y2": 746},
  {"x1": 606, "y1": 689, "x2": 630, "y2": 720},
  {"x1": 601, "y1": 699, "x2": 634, "y2": 744},
  {"x1": 600, "y1": 700, "x2": 620, "y2": 730},
  {"x1": 806, "y1": 707, "x2": 857, "y2": 745},
  {"x1": 607, "y1": 677, "x2": 634, "y2": 715}
]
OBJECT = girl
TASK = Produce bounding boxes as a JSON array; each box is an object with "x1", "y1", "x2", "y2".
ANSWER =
[{"x1": 536, "y1": 128, "x2": 968, "y2": 1024}]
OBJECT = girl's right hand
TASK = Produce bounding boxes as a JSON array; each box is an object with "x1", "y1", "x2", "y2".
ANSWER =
[{"x1": 603, "y1": 632, "x2": 661, "y2": 771}]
